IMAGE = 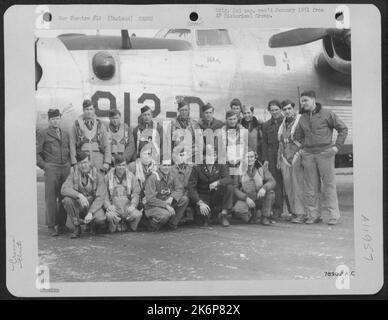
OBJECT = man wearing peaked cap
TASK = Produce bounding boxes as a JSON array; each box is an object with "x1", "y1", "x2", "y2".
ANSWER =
[{"x1": 36, "y1": 108, "x2": 71, "y2": 236}]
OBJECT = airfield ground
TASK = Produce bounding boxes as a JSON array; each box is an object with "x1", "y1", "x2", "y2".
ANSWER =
[{"x1": 38, "y1": 170, "x2": 354, "y2": 282}]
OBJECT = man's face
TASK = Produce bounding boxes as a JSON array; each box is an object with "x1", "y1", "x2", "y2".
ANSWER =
[
  {"x1": 178, "y1": 105, "x2": 190, "y2": 119},
  {"x1": 242, "y1": 108, "x2": 253, "y2": 122},
  {"x1": 115, "y1": 161, "x2": 126, "y2": 177},
  {"x1": 110, "y1": 114, "x2": 121, "y2": 127},
  {"x1": 174, "y1": 151, "x2": 188, "y2": 165},
  {"x1": 83, "y1": 106, "x2": 95, "y2": 119},
  {"x1": 231, "y1": 105, "x2": 242, "y2": 117},
  {"x1": 282, "y1": 104, "x2": 295, "y2": 118},
  {"x1": 49, "y1": 116, "x2": 61, "y2": 128},
  {"x1": 160, "y1": 164, "x2": 171, "y2": 175},
  {"x1": 79, "y1": 157, "x2": 91, "y2": 174},
  {"x1": 203, "y1": 108, "x2": 214, "y2": 122},
  {"x1": 142, "y1": 110, "x2": 153, "y2": 123},
  {"x1": 205, "y1": 148, "x2": 217, "y2": 164},
  {"x1": 140, "y1": 148, "x2": 153, "y2": 165},
  {"x1": 247, "y1": 151, "x2": 256, "y2": 166},
  {"x1": 226, "y1": 114, "x2": 238, "y2": 128},
  {"x1": 300, "y1": 96, "x2": 315, "y2": 111},
  {"x1": 269, "y1": 105, "x2": 282, "y2": 119}
]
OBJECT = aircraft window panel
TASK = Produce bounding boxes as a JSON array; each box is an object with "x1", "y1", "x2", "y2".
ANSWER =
[
  {"x1": 263, "y1": 55, "x2": 276, "y2": 67},
  {"x1": 196, "y1": 29, "x2": 232, "y2": 46},
  {"x1": 164, "y1": 29, "x2": 192, "y2": 42}
]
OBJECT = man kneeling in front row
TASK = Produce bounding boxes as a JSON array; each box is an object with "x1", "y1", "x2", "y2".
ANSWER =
[
  {"x1": 104, "y1": 154, "x2": 143, "y2": 232},
  {"x1": 233, "y1": 149, "x2": 276, "y2": 226},
  {"x1": 188, "y1": 144, "x2": 234, "y2": 227},
  {"x1": 61, "y1": 151, "x2": 107, "y2": 238},
  {"x1": 144, "y1": 159, "x2": 189, "y2": 231}
]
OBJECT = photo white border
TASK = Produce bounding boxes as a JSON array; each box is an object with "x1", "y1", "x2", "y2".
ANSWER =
[{"x1": 4, "y1": 4, "x2": 383, "y2": 297}]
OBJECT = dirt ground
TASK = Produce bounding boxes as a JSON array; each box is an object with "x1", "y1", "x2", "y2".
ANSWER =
[{"x1": 37, "y1": 173, "x2": 355, "y2": 282}]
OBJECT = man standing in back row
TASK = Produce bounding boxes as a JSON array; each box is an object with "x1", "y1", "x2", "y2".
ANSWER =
[
  {"x1": 36, "y1": 108, "x2": 71, "y2": 236},
  {"x1": 70, "y1": 99, "x2": 111, "y2": 172},
  {"x1": 107, "y1": 109, "x2": 136, "y2": 165},
  {"x1": 294, "y1": 90, "x2": 348, "y2": 225},
  {"x1": 262, "y1": 100, "x2": 284, "y2": 221}
]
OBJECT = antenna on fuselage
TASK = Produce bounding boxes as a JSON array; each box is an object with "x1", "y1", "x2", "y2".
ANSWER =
[{"x1": 121, "y1": 30, "x2": 132, "y2": 49}]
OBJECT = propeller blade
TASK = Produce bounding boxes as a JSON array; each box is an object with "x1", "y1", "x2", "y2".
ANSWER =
[{"x1": 269, "y1": 28, "x2": 342, "y2": 48}]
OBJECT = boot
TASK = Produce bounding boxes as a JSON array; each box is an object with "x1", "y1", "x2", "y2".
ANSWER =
[
  {"x1": 219, "y1": 211, "x2": 230, "y2": 227},
  {"x1": 49, "y1": 226, "x2": 59, "y2": 237},
  {"x1": 305, "y1": 217, "x2": 322, "y2": 225},
  {"x1": 90, "y1": 222, "x2": 98, "y2": 235},
  {"x1": 71, "y1": 226, "x2": 81, "y2": 239},
  {"x1": 261, "y1": 216, "x2": 271, "y2": 226}
]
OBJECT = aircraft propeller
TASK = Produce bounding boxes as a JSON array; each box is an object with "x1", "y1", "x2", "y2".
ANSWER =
[{"x1": 269, "y1": 28, "x2": 350, "y2": 48}]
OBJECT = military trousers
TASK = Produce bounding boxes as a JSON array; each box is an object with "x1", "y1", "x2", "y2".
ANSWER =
[
  {"x1": 301, "y1": 148, "x2": 340, "y2": 220},
  {"x1": 232, "y1": 190, "x2": 275, "y2": 222},
  {"x1": 266, "y1": 147, "x2": 284, "y2": 216},
  {"x1": 194, "y1": 184, "x2": 234, "y2": 223},
  {"x1": 106, "y1": 200, "x2": 143, "y2": 232},
  {"x1": 145, "y1": 195, "x2": 189, "y2": 231},
  {"x1": 279, "y1": 156, "x2": 307, "y2": 218},
  {"x1": 62, "y1": 196, "x2": 106, "y2": 228},
  {"x1": 44, "y1": 163, "x2": 70, "y2": 228}
]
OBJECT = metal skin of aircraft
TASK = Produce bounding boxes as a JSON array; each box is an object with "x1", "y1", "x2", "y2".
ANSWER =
[{"x1": 35, "y1": 28, "x2": 352, "y2": 162}]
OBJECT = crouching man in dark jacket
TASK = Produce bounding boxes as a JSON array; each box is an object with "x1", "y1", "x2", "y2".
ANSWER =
[
  {"x1": 188, "y1": 144, "x2": 234, "y2": 227},
  {"x1": 61, "y1": 151, "x2": 107, "y2": 238}
]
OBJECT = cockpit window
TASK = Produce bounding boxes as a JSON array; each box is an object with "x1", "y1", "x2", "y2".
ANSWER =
[
  {"x1": 196, "y1": 29, "x2": 232, "y2": 46},
  {"x1": 164, "y1": 29, "x2": 192, "y2": 41}
]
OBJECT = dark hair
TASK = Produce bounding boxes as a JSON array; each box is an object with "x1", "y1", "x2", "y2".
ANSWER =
[
  {"x1": 114, "y1": 154, "x2": 126, "y2": 165},
  {"x1": 242, "y1": 104, "x2": 254, "y2": 113},
  {"x1": 109, "y1": 109, "x2": 121, "y2": 118},
  {"x1": 300, "y1": 90, "x2": 316, "y2": 98},
  {"x1": 281, "y1": 99, "x2": 295, "y2": 109},
  {"x1": 225, "y1": 110, "x2": 237, "y2": 119},
  {"x1": 230, "y1": 98, "x2": 242, "y2": 109},
  {"x1": 82, "y1": 99, "x2": 93, "y2": 109},
  {"x1": 267, "y1": 99, "x2": 281, "y2": 111}
]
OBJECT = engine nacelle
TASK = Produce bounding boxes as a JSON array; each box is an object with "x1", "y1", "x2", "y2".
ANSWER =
[{"x1": 316, "y1": 35, "x2": 351, "y2": 75}]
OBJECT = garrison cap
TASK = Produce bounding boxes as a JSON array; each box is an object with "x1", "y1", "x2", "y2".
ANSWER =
[{"x1": 47, "y1": 108, "x2": 61, "y2": 119}]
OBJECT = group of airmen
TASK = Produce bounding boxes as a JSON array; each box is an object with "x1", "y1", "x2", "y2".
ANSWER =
[{"x1": 36, "y1": 90, "x2": 348, "y2": 239}]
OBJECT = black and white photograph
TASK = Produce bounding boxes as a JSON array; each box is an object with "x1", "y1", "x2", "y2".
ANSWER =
[{"x1": 4, "y1": 4, "x2": 383, "y2": 296}]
